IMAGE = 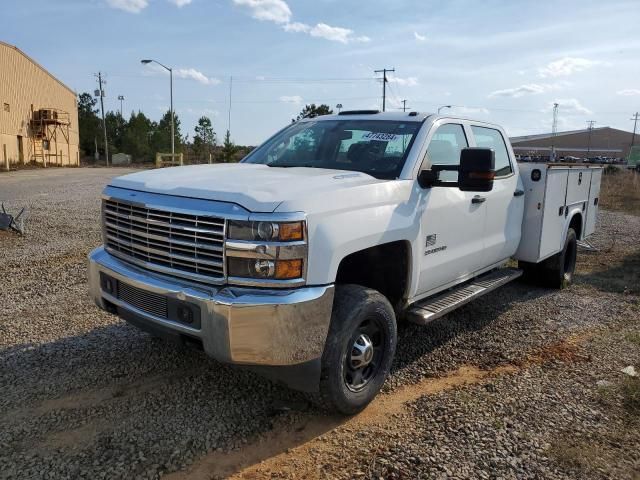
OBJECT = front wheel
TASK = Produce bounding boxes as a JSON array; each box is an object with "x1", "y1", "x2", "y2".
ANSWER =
[{"x1": 319, "y1": 284, "x2": 397, "y2": 415}]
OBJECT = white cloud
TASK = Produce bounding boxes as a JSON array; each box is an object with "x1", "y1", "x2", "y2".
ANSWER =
[
  {"x1": 232, "y1": 0, "x2": 291, "y2": 24},
  {"x1": 617, "y1": 89, "x2": 640, "y2": 96},
  {"x1": 283, "y1": 22, "x2": 370, "y2": 43},
  {"x1": 185, "y1": 107, "x2": 219, "y2": 117},
  {"x1": 548, "y1": 99, "x2": 592, "y2": 115},
  {"x1": 279, "y1": 95, "x2": 303, "y2": 105},
  {"x1": 309, "y1": 23, "x2": 352, "y2": 43},
  {"x1": 145, "y1": 64, "x2": 220, "y2": 85},
  {"x1": 233, "y1": 1, "x2": 370, "y2": 43},
  {"x1": 106, "y1": 0, "x2": 148, "y2": 13},
  {"x1": 538, "y1": 57, "x2": 601, "y2": 78},
  {"x1": 388, "y1": 76, "x2": 419, "y2": 87},
  {"x1": 283, "y1": 21, "x2": 310, "y2": 32},
  {"x1": 414, "y1": 31, "x2": 426, "y2": 42},
  {"x1": 454, "y1": 106, "x2": 490, "y2": 115},
  {"x1": 168, "y1": 0, "x2": 192, "y2": 6},
  {"x1": 174, "y1": 68, "x2": 221, "y2": 85},
  {"x1": 488, "y1": 83, "x2": 562, "y2": 98}
]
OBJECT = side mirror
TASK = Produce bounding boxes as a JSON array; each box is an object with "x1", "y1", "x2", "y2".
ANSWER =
[{"x1": 458, "y1": 148, "x2": 495, "y2": 192}]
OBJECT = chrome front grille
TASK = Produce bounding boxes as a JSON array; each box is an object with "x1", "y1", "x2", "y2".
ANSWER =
[{"x1": 103, "y1": 198, "x2": 225, "y2": 284}]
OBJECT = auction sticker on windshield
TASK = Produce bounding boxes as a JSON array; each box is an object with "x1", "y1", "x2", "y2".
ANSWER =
[{"x1": 363, "y1": 132, "x2": 399, "y2": 142}]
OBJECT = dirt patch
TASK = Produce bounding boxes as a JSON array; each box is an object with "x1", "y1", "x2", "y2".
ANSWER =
[
  {"x1": 169, "y1": 334, "x2": 595, "y2": 480},
  {"x1": 165, "y1": 365, "x2": 510, "y2": 480}
]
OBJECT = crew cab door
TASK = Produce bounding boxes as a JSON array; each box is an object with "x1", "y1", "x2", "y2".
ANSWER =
[
  {"x1": 415, "y1": 122, "x2": 487, "y2": 297},
  {"x1": 469, "y1": 125, "x2": 524, "y2": 265}
]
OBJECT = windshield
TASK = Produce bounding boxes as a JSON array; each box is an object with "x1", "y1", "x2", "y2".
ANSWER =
[{"x1": 242, "y1": 119, "x2": 422, "y2": 179}]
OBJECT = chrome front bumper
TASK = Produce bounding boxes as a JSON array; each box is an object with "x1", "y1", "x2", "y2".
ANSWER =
[{"x1": 88, "y1": 247, "x2": 334, "y2": 369}]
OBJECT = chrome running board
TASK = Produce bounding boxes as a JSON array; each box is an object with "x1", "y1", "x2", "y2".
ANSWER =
[{"x1": 406, "y1": 268, "x2": 523, "y2": 325}]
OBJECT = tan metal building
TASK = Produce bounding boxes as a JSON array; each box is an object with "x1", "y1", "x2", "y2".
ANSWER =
[
  {"x1": 510, "y1": 126, "x2": 635, "y2": 162},
  {"x1": 1, "y1": 41, "x2": 79, "y2": 171}
]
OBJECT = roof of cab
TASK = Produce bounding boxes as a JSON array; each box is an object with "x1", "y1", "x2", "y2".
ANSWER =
[
  {"x1": 299, "y1": 110, "x2": 505, "y2": 132},
  {"x1": 301, "y1": 111, "x2": 432, "y2": 122}
]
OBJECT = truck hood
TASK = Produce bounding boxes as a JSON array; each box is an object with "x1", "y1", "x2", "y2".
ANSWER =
[{"x1": 109, "y1": 163, "x2": 386, "y2": 212}]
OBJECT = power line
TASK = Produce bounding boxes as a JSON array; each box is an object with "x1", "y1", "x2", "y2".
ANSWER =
[{"x1": 374, "y1": 68, "x2": 394, "y2": 112}]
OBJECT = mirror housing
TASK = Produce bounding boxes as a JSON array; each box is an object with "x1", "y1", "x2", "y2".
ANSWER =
[
  {"x1": 417, "y1": 169, "x2": 439, "y2": 188},
  {"x1": 458, "y1": 148, "x2": 495, "y2": 192}
]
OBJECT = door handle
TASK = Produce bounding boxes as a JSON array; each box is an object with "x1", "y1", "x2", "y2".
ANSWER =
[
  {"x1": 513, "y1": 189, "x2": 525, "y2": 197},
  {"x1": 471, "y1": 195, "x2": 486, "y2": 204}
]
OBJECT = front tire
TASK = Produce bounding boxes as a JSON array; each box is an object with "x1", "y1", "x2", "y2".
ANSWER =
[{"x1": 319, "y1": 284, "x2": 397, "y2": 415}]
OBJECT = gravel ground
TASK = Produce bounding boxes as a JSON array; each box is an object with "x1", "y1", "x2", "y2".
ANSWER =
[{"x1": 1, "y1": 168, "x2": 639, "y2": 479}]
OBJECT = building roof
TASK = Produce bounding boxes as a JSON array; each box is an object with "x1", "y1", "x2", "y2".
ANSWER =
[
  {"x1": 0, "y1": 41, "x2": 76, "y2": 96},
  {"x1": 510, "y1": 126, "x2": 631, "y2": 143}
]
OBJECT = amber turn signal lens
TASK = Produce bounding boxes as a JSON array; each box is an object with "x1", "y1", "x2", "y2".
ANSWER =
[
  {"x1": 275, "y1": 259, "x2": 303, "y2": 279},
  {"x1": 279, "y1": 222, "x2": 304, "y2": 241}
]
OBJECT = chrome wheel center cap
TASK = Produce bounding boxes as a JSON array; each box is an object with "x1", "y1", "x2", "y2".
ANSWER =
[{"x1": 350, "y1": 334, "x2": 374, "y2": 369}]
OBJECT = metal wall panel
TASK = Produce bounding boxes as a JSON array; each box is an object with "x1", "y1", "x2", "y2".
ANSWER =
[{"x1": 0, "y1": 42, "x2": 79, "y2": 167}]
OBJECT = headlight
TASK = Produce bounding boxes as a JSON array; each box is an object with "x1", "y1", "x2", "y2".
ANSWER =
[
  {"x1": 227, "y1": 258, "x2": 303, "y2": 280},
  {"x1": 228, "y1": 220, "x2": 304, "y2": 242},
  {"x1": 225, "y1": 219, "x2": 307, "y2": 286}
]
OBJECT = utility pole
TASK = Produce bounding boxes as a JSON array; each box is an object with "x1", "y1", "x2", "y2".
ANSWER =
[
  {"x1": 631, "y1": 112, "x2": 639, "y2": 148},
  {"x1": 586, "y1": 120, "x2": 596, "y2": 157},
  {"x1": 401, "y1": 99, "x2": 408, "y2": 112},
  {"x1": 228, "y1": 75, "x2": 233, "y2": 137},
  {"x1": 374, "y1": 68, "x2": 394, "y2": 112},
  {"x1": 95, "y1": 72, "x2": 109, "y2": 166},
  {"x1": 551, "y1": 103, "x2": 559, "y2": 162}
]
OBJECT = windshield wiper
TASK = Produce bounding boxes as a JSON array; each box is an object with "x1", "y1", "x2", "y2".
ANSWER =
[{"x1": 267, "y1": 163, "x2": 318, "y2": 168}]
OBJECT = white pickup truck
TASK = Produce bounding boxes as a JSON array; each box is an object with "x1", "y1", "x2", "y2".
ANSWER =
[{"x1": 88, "y1": 111, "x2": 602, "y2": 414}]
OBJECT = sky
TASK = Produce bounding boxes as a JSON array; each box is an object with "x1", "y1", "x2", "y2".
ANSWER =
[{"x1": 4, "y1": 0, "x2": 640, "y2": 145}]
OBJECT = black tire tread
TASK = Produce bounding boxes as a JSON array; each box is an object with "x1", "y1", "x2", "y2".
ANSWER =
[{"x1": 317, "y1": 284, "x2": 396, "y2": 415}]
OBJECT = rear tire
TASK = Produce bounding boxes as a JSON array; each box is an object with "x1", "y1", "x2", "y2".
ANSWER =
[
  {"x1": 539, "y1": 228, "x2": 578, "y2": 289},
  {"x1": 319, "y1": 284, "x2": 397, "y2": 415}
]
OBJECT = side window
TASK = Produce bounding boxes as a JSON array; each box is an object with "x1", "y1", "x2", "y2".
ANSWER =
[
  {"x1": 425, "y1": 123, "x2": 468, "y2": 181},
  {"x1": 470, "y1": 126, "x2": 512, "y2": 176}
]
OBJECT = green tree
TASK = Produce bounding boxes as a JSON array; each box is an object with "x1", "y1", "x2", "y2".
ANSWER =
[
  {"x1": 77, "y1": 92, "x2": 101, "y2": 157},
  {"x1": 105, "y1": 111, "x2": 127, "y2": 153},
  {"x1": 193, "y1": 116, "x2": 216, "y2": 159},
  {"x1": 221, "y1": 130, "x2": 237, "y2": 163},
  {"x1": 122, "y1": 111, "x2": 155, "y2": 161},
  {"x1": 293, "y1": 104, "x2": 333, "y2": 122},
  {"x1": 151, "y1": 110, "x2": 182, "y2": 154}
]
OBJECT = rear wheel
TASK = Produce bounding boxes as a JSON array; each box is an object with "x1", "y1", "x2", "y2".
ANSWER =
[
  {"x1": 539, "y1": 228, "x2": 578, "y2": 289},
  {"x1": 319, "y1": 284, "x2": 397, "y2": 415}
]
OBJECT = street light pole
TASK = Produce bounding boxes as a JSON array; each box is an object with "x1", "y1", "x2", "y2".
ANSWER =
[
  {"x1": 438, "y1": 105, "x2": 452, "y2": 114},
  {"x1": 141, "y1": 59, "x2": 174, "y2": 159},
  {"x1": 117, "y1": 95, "x2": 125, "y2": 117}
]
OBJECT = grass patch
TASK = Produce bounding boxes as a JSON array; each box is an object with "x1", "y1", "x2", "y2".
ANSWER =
[
  {"x1": 622, "y1": 377, "x2": 640, "y2": 415},
  {"x1": 577, "y1": 251, "x2": 640, "y2": 294},
  {"x1": 599, "y1": 170, "x2": 640, "y2": 215},
  {"x1": 550, "y1": 442, "x2": 603, "y2": 473},
  {"x1": 625, "y1": 332, "x2": 640, "y2": 346}
]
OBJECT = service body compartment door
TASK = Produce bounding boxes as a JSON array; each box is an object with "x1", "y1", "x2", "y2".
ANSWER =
[
  {"x1": 539, "y1": 169, "x2": 569, "y2": 260},
  {"x1": 566, "y1": 169, "x2": 592, "y2": 206},
  {"x1": 584, "y1": 169, "x2": 602, "y2": 236}
]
